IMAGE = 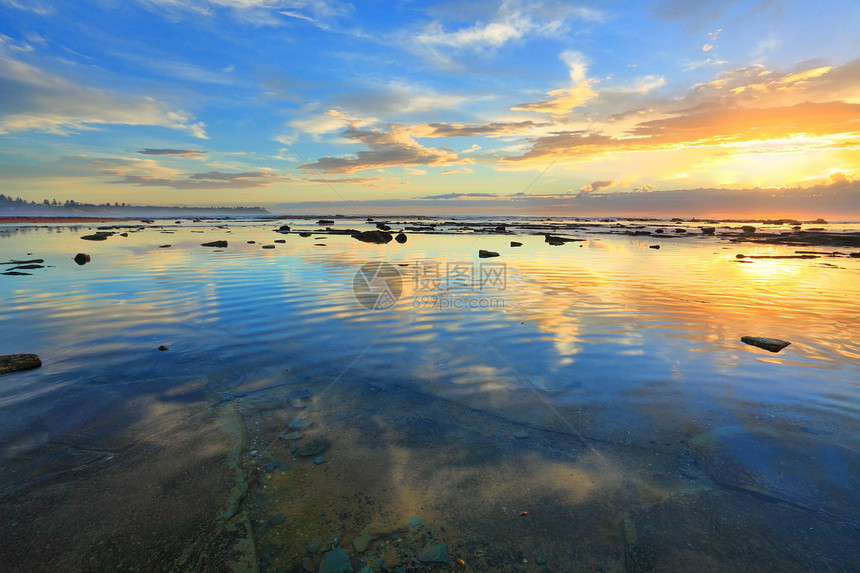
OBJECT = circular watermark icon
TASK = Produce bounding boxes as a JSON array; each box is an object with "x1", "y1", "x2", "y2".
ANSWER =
[{"x1": 353, "y1": 261, "x2": 403, "y2": 310}]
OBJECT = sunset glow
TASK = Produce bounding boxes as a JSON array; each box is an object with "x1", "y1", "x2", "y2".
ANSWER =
[{"x1": 1, "y1": 1, "x2": 859, "y2": 216}]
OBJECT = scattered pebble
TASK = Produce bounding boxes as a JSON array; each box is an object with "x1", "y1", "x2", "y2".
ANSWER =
[{"x1": 313, "y1": 456, "x2": 326, "y2": 464}]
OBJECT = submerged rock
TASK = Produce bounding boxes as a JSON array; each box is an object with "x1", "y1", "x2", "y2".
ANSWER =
[
  {"x1": 297, "y1": 437, "x2": 331, "y2": 457},
  {"x1": 418, "y1": 544, "x2": 448, "y2": 563},
  {"x1": 740, "y1": 336, "x2": 791, "y2": 353},
  {"x1": 0, "y1": 354, "x2": 42, "y2": 375},
  {"x1": 319, "y1": 548, "x2": 352, "y2": 573},
  {"x1": 352, "y1": 534, "x2": 372, "y2": 553},
  {"x1": 201, "y1": 240, "x2": 228, "y2": 248}
]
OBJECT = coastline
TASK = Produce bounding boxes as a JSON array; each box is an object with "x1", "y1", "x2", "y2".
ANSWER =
[{"x1": 0, "y1": 216, "x2": 132, "y2": 224}]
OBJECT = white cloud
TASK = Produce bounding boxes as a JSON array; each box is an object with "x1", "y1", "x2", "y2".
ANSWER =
[{"x1": 0, "y1": 55, "x2": 208, "y2": 138}]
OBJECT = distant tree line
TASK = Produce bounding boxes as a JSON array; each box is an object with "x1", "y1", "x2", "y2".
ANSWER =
[{"x1": 0, "y1": 194, "x2": 268, "y2": 214}]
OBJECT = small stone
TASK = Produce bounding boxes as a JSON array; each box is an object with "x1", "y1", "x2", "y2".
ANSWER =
[
  {"x1": 319, "y1": 548, "x2": 352, "y2": 573},
  {"x1": 535, "y1": 555, "x2": 547, "y2": 565},
  {"x1": 313, "y1": 456, "x2": 326, "y2": 464},
  {"x1": 268, "y1": 512, "x2": 285, "y2": 525},
  {"x1": 510, "y1": 241, "x2": 523, "y2": 247},
  {"x1": 159, "y1": 244, "x2": 171, "y2": 248},
  {"x1": 649, "y1": 245, "x2": 660, "y2": 249},
  {"x1": 353, "y1": 534, "x2": 373, "y2": 553},
  {"x1": 282, "y1": 431, "x2": 304, "y2": 441},
  {"x1": 262, "y1": 245, "x2": 275, "y2": 249},
  {"x1": 201, "y1": 240, "x2": 228, "y2": 247},
  {"x1": 275, "y1": 239, "x2": 286, "y2": 243},
  {"x1": 157, "y1": 345, "x2": 169, "y2": 351},
  {"x1": 418, "y1": 544, "x2": 448, "y2": 563},
  {"x1": 298, "y1": 437, "x2": 331, "y2": 457},
  {"x1": 514, "y1": 430, "x2": 530, "y2": 439},
  {"x1": 288, "y1": 417, "x2": 313, "y2": 430},
  {"x1": 740, "y1": 336, "x2": 791, "y2": 353},
  {"x1": 479, "y1": 249, "x2": 500, "y2": 258},
  {"x1": 408, "y1": 517, "x2": 422, "y2": 528},
  {"x1": 73, "y1": 253, "x2": 91, "y2": 265},
  {"x1": 263, "y1": 460, "x2": 280, "y2": 472}
]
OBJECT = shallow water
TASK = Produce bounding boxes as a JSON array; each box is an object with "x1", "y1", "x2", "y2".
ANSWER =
[{"x1": 1, "y1": 218, "x2": 859, "y2": 572}]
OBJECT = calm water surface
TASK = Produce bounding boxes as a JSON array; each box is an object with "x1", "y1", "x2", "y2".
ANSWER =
[{"x1": 1, "y1": 218, "x2": 859, "y2": 572}]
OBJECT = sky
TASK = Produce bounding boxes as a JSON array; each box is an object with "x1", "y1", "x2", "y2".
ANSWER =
[{"x1": 1, "y1": 0, "x2": 860, "y2": 217}]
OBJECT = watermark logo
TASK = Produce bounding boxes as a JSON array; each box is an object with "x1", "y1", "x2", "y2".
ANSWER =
[
  {"x1": 354, "y1": 260, "x2": 507, "y2": 310},
  {"x1": 353, "y1": 261, "x2": 403, "y2": 310}
]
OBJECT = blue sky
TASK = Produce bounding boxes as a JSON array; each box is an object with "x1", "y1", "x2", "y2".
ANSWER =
[{"x1": 1, "y1": 0, "x2": 859, "y2": 216}]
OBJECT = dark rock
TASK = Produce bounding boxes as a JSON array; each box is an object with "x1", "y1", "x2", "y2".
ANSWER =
[
  {"x1": 1, "y1": 258, "x2": 43, "y2": 265},
  {"x1": 510, "y1": 241, "x2": 523, "y2": 247},
  {"x1": 279, "y1": 225, "x2": 291, "y2": 231},
  {"x1": 299, "y1": 232, "x2": 312, "y2": 237},
  {"x1": 313, "y1": 456, "x2": 326, "y2": 465},
  {"x1": 263, "y1": 460, "x2": 280, "y2": 472},
  {"x1": 0, "y1": 354, "x2": 42, "y2": 375},
  {"x1": 201, "y1": 240, "x2": 228, "y2": 247},
  {"x1": 319, "y1": 548, "x2": 352, "y2": 573},
  {"x1": 741, "y1": 336, "x2": 791, "y2": 353},
  {"x1": 317, "y1": 219, "x2": 335, "y2": 225},
  {"x1": 352, "y1": 230, "x2": 393, "y2": 244},
  {"x1": 418, "y1": 544, "x2": 448, "y2": 563},
  {"x1": 262, "y1": 245, "x2": 275, "y2": 249},
  {"x1": 851, "y1": 252, "x2": 860, "y2": 258},
  {"x1": 674, "y1": 228, "x2": 687, "y2": 233},
  {"x1": 120, "y1": 232, "x2": 128, "y2": 237},
  {"x1": 247, "y1": 240, "x2": 256, "y2": 244},
  {"x1": 157, "y1": 345, "x2": 169, "y2": 351},
  {"x1": 74, "y1": 253, "x2": 91, "y2": 265},
  {"x1": 544, "y1": 234, "x2": 583, "y2": 245},
  {"x1": 479, "y1": 250, "x2": 499, "y2": 258},
  {"x1": 649, "y1": 245, "x2": 660, "y2": 249},
  {"x1": 376, "y1": 222, "x2": 392, "y2": 231},
  {"x1": 742, "y1": 225, "x2": 757, "y2": 234},
  {"x1": 701, "y1": 227, "x2": 716, "y2": 234},
  {"x1": 1, "y1": 271, "x2": 31, "y2": 276},
  {"x1": 159, "y1": 245, "x2": 171, "y2": 248},
  {"x1": 395, "y1": 232, "x2": 407, "y2": 243},
  {"x1": 654, "y1": 229, "x2": 664, "y2": 234},
  {"x1": 274, "y1": 239, "x2": 286, "y2": 243},
  {"x1": 298, "y1": 437, "x2": 331, "y2": 457},
  {"x1": 81, "y1": 233, "x2": 109, "y2": 241}
]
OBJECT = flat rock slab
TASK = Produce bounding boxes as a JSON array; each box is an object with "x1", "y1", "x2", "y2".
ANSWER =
[
  {"x1": 689, "y1": 425, "x2": 860, "y2": 522},
  {"x1": 0, "y1": 354, "x2": 41, "y2": 375},
  {"x1": 741, "y1": 336, "x2": 791, "y2": 352}
]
